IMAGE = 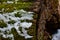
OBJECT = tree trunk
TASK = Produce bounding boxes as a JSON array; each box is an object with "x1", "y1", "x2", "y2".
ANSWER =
[{"x1": 31, "y1": 0, "x2": 59, "y2": 40}]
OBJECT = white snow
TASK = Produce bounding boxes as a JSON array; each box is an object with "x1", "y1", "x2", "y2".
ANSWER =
[
  {"x1": 7, "y1": 1, "x2": 14, "y2": 4},
  {"x1": 0, "y1": 9, "x2": 34, "y2": 40},
  {"x1": 20, "y1": 22, "x2": 32, "y2": 28},
  {"x1": 52, "y1": 29, "x2": 60, "y2": 40}
]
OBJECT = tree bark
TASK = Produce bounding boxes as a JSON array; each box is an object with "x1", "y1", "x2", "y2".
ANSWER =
[{"x1": 31, "y1": 0, "x2": 59, "y2": 40}]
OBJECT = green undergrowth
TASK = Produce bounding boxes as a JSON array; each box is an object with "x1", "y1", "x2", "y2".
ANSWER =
[
  {"x1": 0, "y1": 20, "x2": 7, "y2": 28},
  {"x1": 0, "y1": 2, "x2": 32, "y2": 13},
  {"x1": 8, "y1": 20, "x2": 16, "y2": 24},
  {"x1": 0, "y1": 1, "x2": 36, "y2": 40},
  {"x1": 15, "y1": 12, "x2": 22, "y2": 17}
]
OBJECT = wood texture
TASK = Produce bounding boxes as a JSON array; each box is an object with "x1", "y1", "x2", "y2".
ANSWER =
[{"x1": 31, "y1": 0, "x2": 59, "y2": 40}]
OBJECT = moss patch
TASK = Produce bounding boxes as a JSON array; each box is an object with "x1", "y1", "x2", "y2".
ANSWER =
[
  {"x1": 0, "y1": 20, "x2": 7, "y2": 28},
  {"x1": 15, "y1": 12, "x2": 21, "y2": 17},
  {"x1": 8, "y1": 20, "x2": 15, "y2": 24}
]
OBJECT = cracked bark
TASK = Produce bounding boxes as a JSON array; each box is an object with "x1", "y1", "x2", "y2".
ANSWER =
[{"x1": 31, "y1": 0, "x2": 59, "y2": 40}]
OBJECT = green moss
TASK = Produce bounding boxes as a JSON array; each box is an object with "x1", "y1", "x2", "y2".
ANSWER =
[
  {"x1": 27, "y1": 24, "x2": 36, "y2": 40},
  {"x1": 0, "y1": 37, "x2": 10, "y2": 40},
  {"x1": 0, "y1": 20, "x2": 7, "y2": 28},
  {"x1": 15, "y1": 12, "x2": 21, "y2": 17},
  {"x1": 20, "y1": 20, "x2": 25, "y2": 22},
  {"x1": 0, "y1": 2, "x2": 32, "y2": 13},
  {"x1": 21, "y1": 20, "x2": 32, "y2": 22},
  {"x1": 11, "y1": 28, "x2": 25, "y2": 40},
  {"x1": 8, "y1": 20, "x2": 15, "y2": 24},
  {"x1": 19, "y1": 27, "x2": 23, "y2": 33},
  {"x1": 26, "y1": 20, "x2": 32, "y2": 22},
  {"x1": 4, "y1": 4, "x2": 14, "y2": 13}
]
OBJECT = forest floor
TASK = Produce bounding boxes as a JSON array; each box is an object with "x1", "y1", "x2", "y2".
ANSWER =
[{"x1": 0, "y1": 1, "x2": 36, "y2": 40}]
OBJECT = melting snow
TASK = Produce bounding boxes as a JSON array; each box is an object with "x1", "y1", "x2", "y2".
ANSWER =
[
  {"x1": 20, "y1": 22, "x2": 32, "y2": 28},
  {"x1": 52, "y1": 29, "x2": 60, "y2": 40},
  {"x1": 7, "y1": 1, "x2": 14, "y2": 4},
  {"x1": 0, "y1": 9, "x2": 33, "y2": 40}
]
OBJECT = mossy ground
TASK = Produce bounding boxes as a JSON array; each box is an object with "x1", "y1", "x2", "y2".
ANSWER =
[
  {"x1": 0, "y1": 20, "x2": 7, "y2": 28},
  {"x1": 0, "y1": 1, "x2": 36, "y2": 40},
  {"x1": 0, "y1": 2, "x2": 32, "y2": 13}
]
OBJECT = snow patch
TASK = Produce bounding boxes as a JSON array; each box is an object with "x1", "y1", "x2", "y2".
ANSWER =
[
  {"x1": 0, "y1": 9, "x2": 34, "y2": 40},
  {"x1": 52, "y1": 29, "x2": 60, "y2": 40},
  {"x1": 7, "y1": 1, "x2": 14, "y2": 4}
]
